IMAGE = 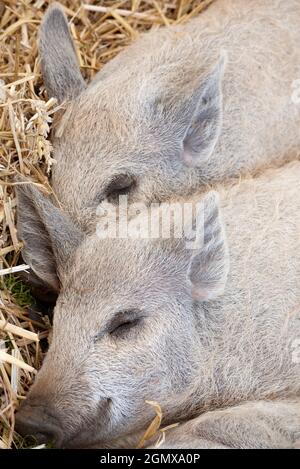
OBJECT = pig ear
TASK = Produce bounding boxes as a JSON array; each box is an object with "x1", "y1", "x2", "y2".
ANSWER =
[
  {"x1": 16, "y1": 183, "x2": 83, "y2": 292},
  {"x1": 175, "y1": 54, "x2": 226, "y2": 167},
  {"x1": 186, "y1": 191, "x2": 229, "y2": 301},
  {"x1": 39, "y1": 3, "x2": 86, "y2": 102}
]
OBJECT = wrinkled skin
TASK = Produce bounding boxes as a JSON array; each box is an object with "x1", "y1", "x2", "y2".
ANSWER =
[{"x1": 15, "y1": 162, "x2": 300, "y2": 448}]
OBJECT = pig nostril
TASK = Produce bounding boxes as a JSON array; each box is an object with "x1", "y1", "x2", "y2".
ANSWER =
[
  {"x1": 15, "y1": 403, "x2": 63, "y2": 448},
  {"x1": 21, "y1": 432, "x2": 55, "y2": 448},
  {"x1": 33, "y1": 431, "x2": 55, "y2": 445}
]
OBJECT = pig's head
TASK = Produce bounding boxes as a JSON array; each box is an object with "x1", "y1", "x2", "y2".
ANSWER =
[
  {"x1": 15, "y1": 183, "x2": 229, "y2": 448},
  {"x1": 39, "y1": 4, "x2": 226, "y2": 229}
]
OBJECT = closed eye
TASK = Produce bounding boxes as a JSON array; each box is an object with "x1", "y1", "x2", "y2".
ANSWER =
[
  {"x1": 109, "y1": 317, "x2": 141, "y2": 338},
  {"x1": 94, "y1": 310, "x2": 144, "y2": 342},
  {"x1": 105, "y1": 174, "x2": 136, "y2": 204}
]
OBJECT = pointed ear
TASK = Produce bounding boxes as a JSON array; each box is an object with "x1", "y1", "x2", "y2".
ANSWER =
[
  {"x1": 180, "y1": 54, "x2": 226, "y2": 167},
  {"x1": 156, "y1": 53, "x2": 225, "y2": 167},
  {"x1": 186, "y1": 191, "x2": 229, "y2": 301},
  {"x1": 39, "y1": 3, "x2": 86, "y2": 102},
  {"x1": 16, "y1": 182, "x2": 83, "y2": 292}
]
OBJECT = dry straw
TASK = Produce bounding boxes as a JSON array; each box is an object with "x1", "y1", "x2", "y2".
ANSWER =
[{"x1": 0, "y1": 0, "x2": 213, "y2": 448}]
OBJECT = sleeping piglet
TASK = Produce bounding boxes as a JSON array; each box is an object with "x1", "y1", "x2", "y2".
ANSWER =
[
  {"x1": 39, "y1": 0, "x2": 300, "y2": 229},
  {"x1": 15, "y1": 161, "x2": 300, "y2": 448}
]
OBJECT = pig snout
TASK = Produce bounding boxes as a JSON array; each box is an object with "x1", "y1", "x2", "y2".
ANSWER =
[{"x1": 15, "y1": 399, "x2": 63, "y2": 447}]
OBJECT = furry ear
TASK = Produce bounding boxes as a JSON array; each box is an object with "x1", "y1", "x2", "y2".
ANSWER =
[
  {"x1": 149, "y1": 53, "x2": 226, "y2": 167},
  {"x1": 186, "y1": 191, "x2": 229, "y2": 301},
  {"x1": 39, "y1": 3, "x2": 86, "y2": 102},
  {"x1": 180, "y1": 54, "x2": 226, "y2": 167},
  {"x1": 16, "y1": 182, "x2": 83, "y2": 292}
]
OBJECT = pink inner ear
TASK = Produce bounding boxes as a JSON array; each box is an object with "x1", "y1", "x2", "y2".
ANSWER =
[
  {"x1": 181, "y1": 148, "x2": 196, "y2": 167},
  {"x1": 191, "y1": 286, "x2": 210, "y2": 301}
]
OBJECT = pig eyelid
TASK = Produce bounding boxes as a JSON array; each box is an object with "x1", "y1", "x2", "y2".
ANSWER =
[
  {"x1": 104, "y1": 174, "x2": 136, "y2": 203},
  {"x1": 93, "y1": 310, "x2": 144, "y2": 343},
  {"x1": 108, "y1": 310, "x2": 143, "y2": 332},
  {"x1": 101, "y1": 309, "x2": 143, "y2": 338},
  {"x1": 109, "y1": 317, "x2": 142, "y2": 339}
]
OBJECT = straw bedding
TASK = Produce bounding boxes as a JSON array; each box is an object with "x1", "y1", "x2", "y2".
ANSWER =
[{"x1": 0, "y1": 0, "x2": 214, "y2": 449}]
